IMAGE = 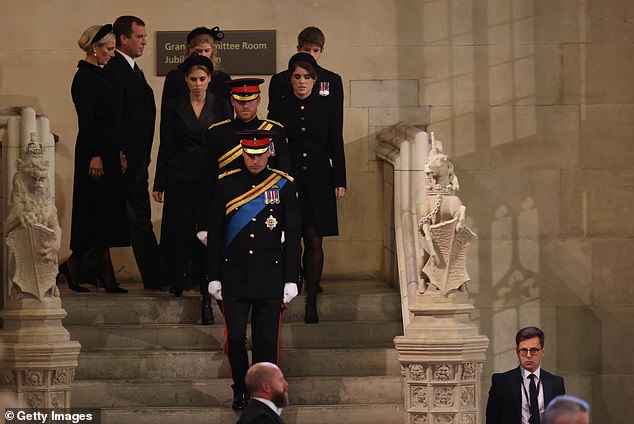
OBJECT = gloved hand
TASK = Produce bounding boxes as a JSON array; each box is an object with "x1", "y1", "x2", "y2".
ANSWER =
[
  {"x1": 196, "y1": 231, "x2": 208, "y2": 246},
  {"x1": 283, "y1": 282, "x2": 298, "y2": 304},
  {"x1": 208, "y1": 280, "x2": 222, "y2": 301}
]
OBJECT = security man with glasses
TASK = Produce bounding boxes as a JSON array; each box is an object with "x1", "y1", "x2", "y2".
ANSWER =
[
  {"x1": 206, "y1": 131, "x2": 301, "y2": 410},
  {"x1": 486, "y1": 326, "x2": 566, "y2": 424}
]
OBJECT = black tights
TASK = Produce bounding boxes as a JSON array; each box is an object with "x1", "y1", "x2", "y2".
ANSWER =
[{"x1": 302, "y1": 225, "x2": 323, "y2": 296}]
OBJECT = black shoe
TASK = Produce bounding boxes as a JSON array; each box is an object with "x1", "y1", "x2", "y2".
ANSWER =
[
  {"x1": 232, "y1": 392, "x2": 249, "y2": 410},
  {"x1": 104, "y1": 286, "x2": 128, "y2": 293},
  {"x1": 317, "y1": 285, "x2": 324, "y2": 293},
  {"x1": 58, "y1": 262, "x2": 89, "y2": 292},
  {"x1": 169, "y1": 286, "x2": 183, "y2": 297}
]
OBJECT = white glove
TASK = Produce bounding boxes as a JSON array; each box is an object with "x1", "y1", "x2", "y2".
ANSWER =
[
  {"x1": 283, "y1": 282, "x2": 298, "y2": 304},
  {"x1": 196, "y1": 231, "x2": 208, "y2": 246},
  {"x1": 208, "y1": 280, "x2": 223, "y2": 301}
]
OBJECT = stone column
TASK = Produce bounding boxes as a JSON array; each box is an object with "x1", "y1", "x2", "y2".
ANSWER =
[
  {"x1": 394, "y1": 133, "x2": 489, "y2": 424},
  {"x1": 0, "y1": 107, "x2": 81, "y2": 408},
  {"x1": 395, "y1": 292, "x2": 489, "y2": 424}
]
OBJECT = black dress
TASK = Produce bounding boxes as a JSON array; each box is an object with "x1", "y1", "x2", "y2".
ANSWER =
[
  {"x1": 268, "y1": 90, "x2": 346, "y2": 236},
  {"x1": 69, "y1": 60, "x2": 129, "y2": 251},
  {"x1": 154, "y1": 92, "x2": 232, "y2": 294}
]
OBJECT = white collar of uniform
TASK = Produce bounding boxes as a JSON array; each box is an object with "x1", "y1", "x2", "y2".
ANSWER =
[
  {"x1": 116, "y1": 49, "x2": 136, "y2": 69},
  {"x1": 252, "y1": 396, "x2": 282, "y2": 416},
  {"x1": 521, "y1": 366, "x2": 542, "y2": 381}
]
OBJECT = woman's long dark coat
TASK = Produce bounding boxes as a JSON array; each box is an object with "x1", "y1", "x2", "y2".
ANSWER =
[{"x1": 70, "y1": 60, "x2": 129, "y2": 251}]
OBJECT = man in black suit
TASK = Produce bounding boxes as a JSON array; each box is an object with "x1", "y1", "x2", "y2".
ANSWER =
[
  {"x1": 236, "y1": 362, "x2": 289, "y2": 424},
  {"x1": 104, "y1": 15, "x2": 160, "y2": 289},
  {"x1": 206, "y1": 132, "x2": 301, "y2": 410},
  {"x1": 486, "y1": 326, "x2": 566, "y2": 424}
]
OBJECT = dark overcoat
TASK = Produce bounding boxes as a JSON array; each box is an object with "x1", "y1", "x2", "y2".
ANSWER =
[
  {"x1": 154, "y1": 92, "x2": 231, "y2": 291},
  {"x1": 69, "y1": 60, "x2": 129, "y2": 250},
  {"x1": 267, "y1": 85, "x2": 346, "y2": 236}
]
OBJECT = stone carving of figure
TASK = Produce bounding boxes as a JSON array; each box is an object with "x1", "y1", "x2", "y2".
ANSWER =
[
  {"x1": 4, "y1": 155, "x2": 61, "y2": 299},
  {"x1": 417, "y1": 133, "x2": 477, "y2": 295}
]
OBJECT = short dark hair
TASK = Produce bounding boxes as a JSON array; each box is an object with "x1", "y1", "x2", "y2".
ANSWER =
[
  {"x1": 113, "y1": 15, "x2": 145, "y2": 47},
  {"x1": 542, "y1": 395, "x2": 589, "y2": 424},
  {"x1": 297, "y1": 26, "x2": 325, "y2": 49},
  {"x1": 516, "y1": 326, "x2": 545, "y2": 348}
]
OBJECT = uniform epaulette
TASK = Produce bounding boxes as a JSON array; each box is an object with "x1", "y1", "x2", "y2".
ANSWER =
[
  {"x1": 270, "y1": 168, "x2": 294, "y2": 182},
  {"x1": 218, "y1": 168, "x2": 241, "y2": 180},
  {"x1": 208, "y1": 119, "x2": 231, "y2": 130},
  {"x1": 263, "y1": 118, "x2": 284, "y2": 128}
]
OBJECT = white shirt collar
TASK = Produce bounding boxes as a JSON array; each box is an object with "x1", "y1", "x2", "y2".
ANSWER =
[
  {"x1": 116, "y1": 49, "x2": 136, "y2": 69},
  {"x1": 252, "y1": 396, "x2": 282, "y2": 416},
  {"x1": 521, "y1": 366, "x2": 541, "y2": 380}
]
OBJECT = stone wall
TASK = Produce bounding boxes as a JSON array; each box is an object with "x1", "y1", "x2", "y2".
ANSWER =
[{"x1": 0, "y1": 1, "x2": 632, "y2": 422}]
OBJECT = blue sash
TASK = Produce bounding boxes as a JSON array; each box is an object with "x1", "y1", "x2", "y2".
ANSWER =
[{"x1": 225, "y1": 178, "x2": 287, "y2": 247}]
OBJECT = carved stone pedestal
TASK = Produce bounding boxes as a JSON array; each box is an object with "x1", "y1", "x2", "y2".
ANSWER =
[
  {"x1": 394, "y1": 292, "x2": 489, "y2": 424},
  {"x1": 0, "y1": 295, "x2": 81, "y2": 408}
]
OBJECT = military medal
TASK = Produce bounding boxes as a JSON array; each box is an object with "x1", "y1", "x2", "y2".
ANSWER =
[
  {"x1": 319, "y1": 81, "x2": 330, "y2": 96},
  {"x1": 264, "y1": 187, "x2": 280, "y2": 204},
  {"x1": 265, "y1": 215, "x2": 278, "y2": 230},
  {"x1": 269, "y1": 141, "x2": 276, "y2": 156}
]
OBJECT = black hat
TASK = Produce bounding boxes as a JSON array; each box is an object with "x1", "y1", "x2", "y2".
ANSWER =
[
  {"x1": 178, "y1": 52, "x2": 214, "y2": 75},
  {"x1": 186, "y1": 26, "x2": 224, "y2": 44},
  {"x1": 91, "y1": 24, "x2": 113, "y2": 44},
  {"x1": 288, "y1": 52, "x2": 317, "y2": 71},
  {"x1": 226, "y1": 78, "x2": 265, "y2": 101},
  {"x1": 237, "y1": 130, "x2": 275, "y2": 155}
]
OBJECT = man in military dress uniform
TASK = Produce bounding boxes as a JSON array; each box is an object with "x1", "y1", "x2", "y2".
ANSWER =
[
  {"x1": 206, "y1": 132, "x2": 301, "y2": 410},
  {"x1": 197, "y1": 78, "x2": 291, "y2": 241}
]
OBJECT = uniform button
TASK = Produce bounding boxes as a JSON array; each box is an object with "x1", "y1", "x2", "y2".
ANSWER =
[
  {"x1": 252, "y1": 218, "x2": 256, "y2": 222},
  {"x1": 300, "y1": 105, "x2": 305, "y2": 110},
  {"x1": 249, "y1": 250, "x2": 253, "y2": 255},
  {"x1": 249, "y1": 234, "x2": 254, "y2": 238},
  {"x1": 301, "y1": 127, "x2": 306, "y2": 132},
  {"x1": 302, "y1": 152, "x2": 308, "y2": 157},
  {"x1": 274, "y1": 260, "x2": 279, "y2": 264},
  {"x1": 302, "y1": 165, "x2": 308, "y2": 171},
  {"x1": 300, "y1": 116, "x2": 305, "y2": 121}
]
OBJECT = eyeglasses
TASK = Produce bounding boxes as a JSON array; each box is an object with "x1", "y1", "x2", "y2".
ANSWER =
[{"x1": 518, "y1": 347, "x2": 542, "y2": 357}]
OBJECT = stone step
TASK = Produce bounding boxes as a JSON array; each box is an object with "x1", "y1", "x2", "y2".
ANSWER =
[
  {"x1": 60, "y1": 280, "x2": 401, "y2": 325},
  {"x1": 72, "y1": 375, "x2": 404, "y2": 408},
  {"x1": 75, "y1": 348, "x2": 401, "y2": 380},
  {"x1": 66, "y1": 320, "x2": 402, "y2": 351},
  {"x1": 99, "y1": 403, "x2": 405, "y2": 424}
]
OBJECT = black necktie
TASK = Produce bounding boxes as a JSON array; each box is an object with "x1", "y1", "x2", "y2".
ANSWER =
[{"x1": 528, "y1": 374, "x2": 540, "y2": 424}]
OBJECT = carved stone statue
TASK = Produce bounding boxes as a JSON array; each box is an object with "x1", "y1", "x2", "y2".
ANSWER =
[
  {"x1": 417, "y1": 133, "x2": 477, "y2": 295},
  {"x1": 4, "y1": 154, "x2": 61, "y2": 300}
]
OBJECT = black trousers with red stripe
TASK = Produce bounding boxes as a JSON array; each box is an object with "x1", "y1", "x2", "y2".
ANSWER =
[{"x1": 222, "y1": 296, "x2": 282, "y2": 393}]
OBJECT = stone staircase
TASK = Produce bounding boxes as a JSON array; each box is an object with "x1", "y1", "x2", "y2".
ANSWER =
[{"x1": 60, "y1": 280, "x2": 405, "y2": 424}]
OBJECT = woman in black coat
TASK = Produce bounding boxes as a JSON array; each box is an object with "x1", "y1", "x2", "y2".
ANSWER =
[
  {"x1": 153, "y1": 54, "x2": 232, "y2": 321},
  {"x1": 60, "y1": 24, "x2": 129, "y2": 293},
  {"x1": 268, "y1": 53, "x2": 347, "y2": 323},
  {"x1": 161, "y1": 26, "x2": 231, "y2": 115}
]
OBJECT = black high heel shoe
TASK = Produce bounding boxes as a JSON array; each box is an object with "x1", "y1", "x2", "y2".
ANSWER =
[
  {"x1": 100, "y1": 277, "x2": 127, "y2": 294},
  {"x1": 58, "y1": 262, "x2": 89, "y2": 292},
  {"x1": 201, "y1": 293, "x2": 215, "y2": 325}
]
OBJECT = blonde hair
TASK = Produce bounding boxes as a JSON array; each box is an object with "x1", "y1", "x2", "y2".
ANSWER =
[
  {"x1": 78, "y1": 25, "x2": 115, "y2": 54},
  {"x1": 187, "y1": 34, "x2": 222, "y2": 70}
]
